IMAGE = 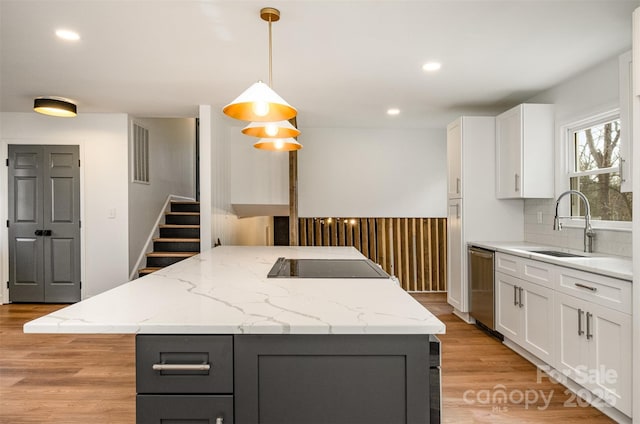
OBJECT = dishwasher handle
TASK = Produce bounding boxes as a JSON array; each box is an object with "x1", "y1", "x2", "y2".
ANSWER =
[{"x1": 469, "y1": 248, "x2": 494, "y2": 259}]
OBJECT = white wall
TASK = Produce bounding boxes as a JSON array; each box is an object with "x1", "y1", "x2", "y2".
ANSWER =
[
  {"x1": 523, "y1": 54, "x2": 632, "y2": 256},
  {"x1": 298, "y1": 128, "x2": 447, "y2": 218},
  {"x1": 229, "y1": 128, "x2": 288, "y2": 210},
  {"x1": 128, "y1": 117, "x2": 196, "y2": 271},
  {"x1": 0, "y1": 112, "x2": 130, "y2": 302}
]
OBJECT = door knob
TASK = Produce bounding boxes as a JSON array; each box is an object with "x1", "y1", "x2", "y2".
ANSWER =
[
  {"x1": 34, "y1": 230, "x2": 43, "y2": 236},
  {"x1": 43, "y1": 230, "x2": 52, "y2": 236}
]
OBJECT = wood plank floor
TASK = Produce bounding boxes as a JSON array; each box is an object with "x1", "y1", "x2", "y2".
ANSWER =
[{"x1": 0, "y1": 295, "x2": 614, "y2": 423}]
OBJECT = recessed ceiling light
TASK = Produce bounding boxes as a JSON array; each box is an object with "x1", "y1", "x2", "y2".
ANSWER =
[
  {"x1": 387, "y1": 108, "x2": 400, "y2": 116},
  {"x1": 422, "y1": 62, "x2": 441, "y2": 72},
  {"x1": 55, "y1": 29, "x2": 80, "y2": 41}
]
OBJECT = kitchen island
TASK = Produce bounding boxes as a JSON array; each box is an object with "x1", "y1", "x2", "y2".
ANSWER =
[{"x1": 25, "y1": 246, "x2": 446, "y2": 424}]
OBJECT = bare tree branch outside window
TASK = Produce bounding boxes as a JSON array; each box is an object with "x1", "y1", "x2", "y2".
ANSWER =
[{"x1": 570, "y1": 118, "x2": 632, "y2": 221}]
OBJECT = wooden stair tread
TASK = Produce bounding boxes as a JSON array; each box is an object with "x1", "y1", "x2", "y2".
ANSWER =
[
  {"x1": 165, "y1": 212, "x2": 200, "y2": 216},
  {"x1": 153, "y1": 238, "x2": 200, "y2": 242},
  {"x1": 139, "y1": 267, "x2": 162, "y2": 274},
  {"x1": 146, "y1": 252, "x2": 198, "y2": 257},
  {"x1": 159, "y1": 224, "x2": 200, "y2": 229}
]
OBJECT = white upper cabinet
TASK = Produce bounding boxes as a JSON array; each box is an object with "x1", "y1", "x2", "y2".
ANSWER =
[
  {"x1": 495, "y1": 104, "x2": 555, "y2": 199},
  {"x1": 447, "y1": 120, "x2": 462, "y2": 199},
  {"x1": 619, "y1": 50, "x2": 633, "y2": 193},
  {"x1": 634, "y1": 8, "x2": 640, "y2": 96}
]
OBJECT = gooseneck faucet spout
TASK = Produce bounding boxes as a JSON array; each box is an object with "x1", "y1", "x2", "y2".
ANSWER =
[{"x1": 553, "y1": 190, "x2": 594, "y2": 253}]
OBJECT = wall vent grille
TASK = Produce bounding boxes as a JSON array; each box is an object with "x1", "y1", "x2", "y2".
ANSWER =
[{"x1": 132, "y1": 123, "x2": 150, "y2": 183}]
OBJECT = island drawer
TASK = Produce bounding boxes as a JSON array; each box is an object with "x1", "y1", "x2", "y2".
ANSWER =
[
  {"x1": 136, "y1": 335, "x2": 233, "y2": 394},
  {"x1": 137, "y1": 394, "x2": 233, "y2": 423}
]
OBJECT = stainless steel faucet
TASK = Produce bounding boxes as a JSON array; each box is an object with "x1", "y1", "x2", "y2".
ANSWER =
[{"x1": 553, "y1": 190, "x2": 595, "y2": 253}]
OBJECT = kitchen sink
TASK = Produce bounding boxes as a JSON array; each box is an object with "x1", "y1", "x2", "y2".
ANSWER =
[{"x1": 529, "y1": 250, "x2": 586, "y2": 258}]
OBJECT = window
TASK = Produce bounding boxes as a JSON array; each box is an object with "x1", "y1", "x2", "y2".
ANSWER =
[
  {"x1": 132, "y1": 123, "x2": 150, "y2": 183},
  {"x1": 568, "y1": 113, "x2": 632, "y2": 222}
]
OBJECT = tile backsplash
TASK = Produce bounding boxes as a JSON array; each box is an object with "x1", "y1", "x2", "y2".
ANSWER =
[{"x1": 524, "y1": 199, "x2": 632, "y2": 258}]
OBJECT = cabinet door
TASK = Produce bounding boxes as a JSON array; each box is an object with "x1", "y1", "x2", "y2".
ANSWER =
[
  {"x1": 447, "y1": 119, "x2": 462, "y2": 198},
  {"x1": 554, "y1": 292, "x2": 589, "y2": 384},
  {"x1": 234, "y1": 335, "x2": 432, "y2": 424},
  {"x1": 588, "y1": 302, "x2": 632, "y2": 416},
  {"x1": 520, "y1": 280, "x2": 554, "y2": 363},
  {"x1": 619, "y1": 50, "x2": 633, "y2": 193},
  {"x1": 495, "y1": 272, "x2": 520, "y2": 340},
  {"x1": 446, "y1": 199, "x2": 464, "y2": 311},
  {"x1": 495, "y1": 106, "x2": 522, "y2": 198}
]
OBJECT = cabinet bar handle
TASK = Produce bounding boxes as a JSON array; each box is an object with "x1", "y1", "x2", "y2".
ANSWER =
[
  {"x1": 152, "y1": 363, "x2": 211, "y2": 371},
  {"x1": 518, "y1": 287, "x2": 524, "y2": 308},
  {"x1": 515, "y1": 174, "x2": 520, "y2": 192},
  {"x1": 513, "y1": 285, "x2": 518, "y2": 306},
  {"x1": 456, "y1": 178, "x2": 461, "y2": 194},
  {"x1": 470, "y1": 250, "x2": 493, "y2": 260},
  {"x1": 578, "y1": 308, "x2": 584, "y2": 336},
  {"x1": 621, "y1": 158, "x2": 626, "y2": 183},
  {"x1": 574, "y1": 283, "x2": 597, "y2": 292},
  {"x1": 586, "y1": 312, "x2": 593, "y2": 340}
]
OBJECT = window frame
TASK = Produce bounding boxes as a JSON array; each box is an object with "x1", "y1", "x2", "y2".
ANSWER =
[{"x1": 560, "y1": 108, "x2": 631, "y2": 232}]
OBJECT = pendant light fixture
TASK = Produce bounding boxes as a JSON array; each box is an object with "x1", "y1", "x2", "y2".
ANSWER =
[
  {"x1": 241, "y1": 119, "x2": 300, "y2": 138},
  {"x1": 253, "y1": 137, "x2": 302, "y2": 151},
  {"x1": 223, "y1": 7, "x2": 302, "y2": 151},
  {"x1": 33, "y1": 97, "x2": 77, "y2": 117},
  {"x1": 222, "y1": 7, "x2": 297, "y2": 123}
]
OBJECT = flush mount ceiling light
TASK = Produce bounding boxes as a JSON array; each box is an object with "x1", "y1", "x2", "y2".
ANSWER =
[
  {"x1": 422, "y1": 62, "x2": 442, "y2": 72},
  {"x1": 253, "y1": 137, "x2": 302, "y2": 151},
  {"x1": 55, "y1": 28, "x2": 80, "y2": 41},
  {"x1": 387, "y1": 108, "x2": 400, "y2": 116},
  {"x1": 33, "y1": 97, "x2": 77, "y2": 117},
  {"x1": 222, "y1": 7, "x2": 297, "y2": 123}
]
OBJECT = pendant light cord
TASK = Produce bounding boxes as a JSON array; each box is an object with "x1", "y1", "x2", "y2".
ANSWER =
[{"x1": 268, "y1": 17, "x2": 273, "y2": 87}]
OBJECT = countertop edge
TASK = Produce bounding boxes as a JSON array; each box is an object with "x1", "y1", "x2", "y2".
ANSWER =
[{"x1": 468, "y1": 241, "x2": 632, "y2": 281}]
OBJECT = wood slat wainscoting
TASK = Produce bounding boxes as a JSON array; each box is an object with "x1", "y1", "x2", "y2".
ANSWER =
[{"x1": 298, "y1": 217, "x2": 446, "y2": 292}]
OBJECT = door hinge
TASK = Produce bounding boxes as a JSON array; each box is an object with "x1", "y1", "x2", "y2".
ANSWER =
[
  {"x1": 79, "y1": 220, "x2": 82, "y2": 228},
  {"x1": 5, "y1": 158, "x2": 8, "y2": 166},
  {"x1": 78, "y1": 159, "x2": 81, "y2": 167},
  {"x1": 6, "y1": 220, "x2": 9, "y2": 228},
  {"x1": 79, "y1": 281, "x2": 82, "y2": 289},
  {"x1": 6, "y1": 281, "x2": 9, "y2": 289}
]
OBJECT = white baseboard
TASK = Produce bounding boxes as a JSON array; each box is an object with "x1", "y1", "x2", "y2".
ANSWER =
[{"x1": 452, "y1": 308, "x2": 474, "y2": 324}]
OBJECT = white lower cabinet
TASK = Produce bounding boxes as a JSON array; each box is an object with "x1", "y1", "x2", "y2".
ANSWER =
[
  {"x1": 495, "y1": 271, "x2": 554, "y2": 364},
  {"x1": 495, "y1": 252, "x2": 632, "y2": 419},
  {"x1": 446, "y1": 199, "x2": 464, "y2": 312},
  {"x1": 555, "y1": 291, "x2": 632, "y2": 417}
]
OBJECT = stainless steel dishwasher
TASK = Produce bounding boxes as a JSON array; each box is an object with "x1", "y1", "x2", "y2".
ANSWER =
[{"x1": 468, "y1": 246, "x2": 495, "y2": 330}]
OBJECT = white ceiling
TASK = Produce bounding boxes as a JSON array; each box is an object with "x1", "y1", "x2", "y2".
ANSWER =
[{"x1": 1, "y1": 0, "x2": 638, "y2": 129}]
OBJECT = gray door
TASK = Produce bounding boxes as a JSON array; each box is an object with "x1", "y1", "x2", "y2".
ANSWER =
[{"x1": 8, "y1": 145, "x2": 81, "y2": 302}]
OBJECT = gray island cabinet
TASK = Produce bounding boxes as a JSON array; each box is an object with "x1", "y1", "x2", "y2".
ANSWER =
[{"x1": 25, "y1": 246, "x2": 446, "y2": 424}]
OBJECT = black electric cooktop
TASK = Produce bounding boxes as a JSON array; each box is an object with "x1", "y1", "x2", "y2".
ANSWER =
[{"x1": 267, "y1": 257, "x2": 391, "y2": 279}]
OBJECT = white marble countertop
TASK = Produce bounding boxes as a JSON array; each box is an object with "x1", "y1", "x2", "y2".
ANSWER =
[
  {"x1": 468, "y1": 241, "x2": 632, "y2": 281},
  {"x1": 24, "y1": 246, "x2": 446, "y2": 335}
]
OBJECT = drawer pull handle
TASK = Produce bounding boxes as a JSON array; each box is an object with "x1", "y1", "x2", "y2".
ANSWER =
[
  {"x1": 152, "y1": 363, "x2": 211, "y2": 371},
  {"x1": 574, "y1": 283, "x2": 597, "y2": 292}
]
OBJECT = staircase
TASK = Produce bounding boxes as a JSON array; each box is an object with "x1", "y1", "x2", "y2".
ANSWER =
[{"x1": 138, "y1": 201, "x2": 200, "y2": 277}]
